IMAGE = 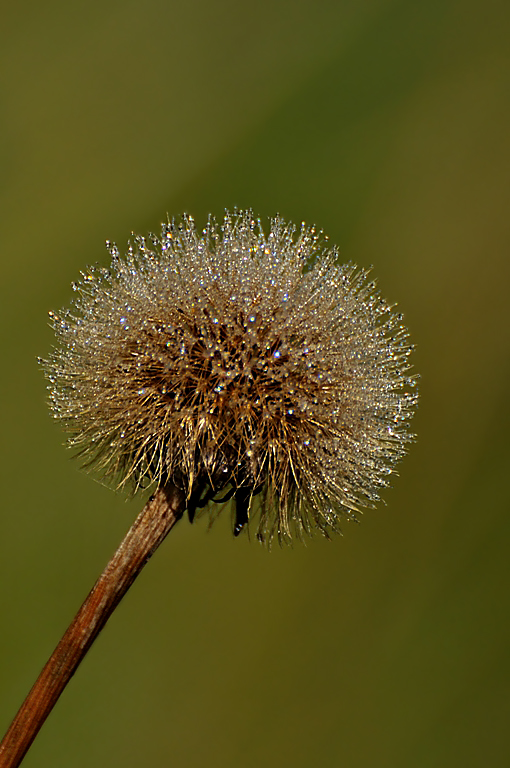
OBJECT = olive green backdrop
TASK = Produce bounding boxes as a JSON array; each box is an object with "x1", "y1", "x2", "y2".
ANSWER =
[{"x1": 1, "y1": 1, "x2": 509, "y2": 766}]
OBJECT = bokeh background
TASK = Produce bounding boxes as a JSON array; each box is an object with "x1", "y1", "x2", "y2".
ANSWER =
[{"x1": 1, "y1": 1, "x2": 509, "y2": 766}]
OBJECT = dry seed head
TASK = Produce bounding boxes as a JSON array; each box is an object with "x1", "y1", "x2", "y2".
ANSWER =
[{"x1": 43, "y1": 211, "x2": 418, "y2": 544}]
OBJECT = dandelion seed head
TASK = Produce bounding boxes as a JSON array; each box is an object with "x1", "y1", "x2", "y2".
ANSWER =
[{"x1": 43, "y1": 211, "x2": 418, "y2": 544}]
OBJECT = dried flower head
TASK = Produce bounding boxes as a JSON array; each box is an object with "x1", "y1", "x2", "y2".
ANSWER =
[{"x1": 44, "y1": 211, "x2": 417, "y2": 544}]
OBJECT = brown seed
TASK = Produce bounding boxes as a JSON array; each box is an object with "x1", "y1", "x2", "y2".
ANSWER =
[{"x1": 42, "y1": 211, "x2": 418, "y2": 544}]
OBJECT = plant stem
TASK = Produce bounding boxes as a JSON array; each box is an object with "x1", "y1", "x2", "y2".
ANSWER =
[{"x1": 0, "y1": 484, "x2": 186, "y2": 768}]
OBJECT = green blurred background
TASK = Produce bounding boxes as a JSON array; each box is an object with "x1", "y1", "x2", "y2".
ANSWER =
[{"x1": 1, "y1": 1, "x2": 509, "y2": 766}]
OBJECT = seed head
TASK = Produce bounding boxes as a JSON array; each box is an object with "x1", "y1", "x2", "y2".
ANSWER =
[{"x1": 43, "y1": 211, "x2": 417, "y2": 544}]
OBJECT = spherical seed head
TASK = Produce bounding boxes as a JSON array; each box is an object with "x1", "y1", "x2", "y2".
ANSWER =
[{"x1": 43, "y1": 211, "x2": 418, "y2": 544}]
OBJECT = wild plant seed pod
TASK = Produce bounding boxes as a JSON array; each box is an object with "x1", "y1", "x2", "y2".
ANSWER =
[{"x1": 43, "y1": 211, "x2": 418, "y2": 544}]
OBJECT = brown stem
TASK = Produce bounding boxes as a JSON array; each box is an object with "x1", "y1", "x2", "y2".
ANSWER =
[{"x1": 0, "y1": 484, "x2": 186, "y2": 768}]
